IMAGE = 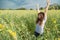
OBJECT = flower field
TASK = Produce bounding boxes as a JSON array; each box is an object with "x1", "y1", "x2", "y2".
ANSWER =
[{"x1": 0, "y1": 10, "x2": 60, "y2": 40}]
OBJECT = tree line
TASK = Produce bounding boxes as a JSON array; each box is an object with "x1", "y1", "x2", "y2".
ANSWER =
[{"x1": 39, "y1": 4, "x2": 60, "y2": 10}]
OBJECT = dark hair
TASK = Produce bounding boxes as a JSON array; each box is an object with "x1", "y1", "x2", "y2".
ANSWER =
[{"x1": 36, "y1": 12, "x2": 45, "y2": 25}]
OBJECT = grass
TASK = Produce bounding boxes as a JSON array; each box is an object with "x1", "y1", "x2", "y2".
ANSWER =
[{"x1": 0, "y1": 10, "x2": 60, "y2": 40}]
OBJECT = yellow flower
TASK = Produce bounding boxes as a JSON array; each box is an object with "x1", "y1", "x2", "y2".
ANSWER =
[
  {"x1": 0, "y1": 24, "x2": 5, "y2": 31},
  {"x1": 53, "y1": 20, "x2": 56, "y2": 24},
  {"x1": 52, "y1": 18, "x2": 56, "y2": 24},
  {"x1": 58, "y1": 38, "x2": 60, "y2": 40},
  {"x1": 11, "y1": 32, "x2": 16, "y2": 37},
  {"x1": 0, "y1": 24, "x2": 4, "y2": 29},
  {"x1": 7, "y1": 30, "x2": 17, "y2": 40},
  {"x1": 7, "y1": 30, "x2": 16, "y2": 37}
]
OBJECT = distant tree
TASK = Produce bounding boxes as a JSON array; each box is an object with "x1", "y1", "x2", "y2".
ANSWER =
[
  {"x1": 57, "y1": 5, "x2": 60, "y2": 10},
  {"x1": 9, "y1": 8, "x2": 13, "y2": 10},
  {"x1": 39, "y1": 7, "x2": 44, "y2": 10},
  {"x1": 48, "y1": 6, "x2": 55, "y2": 10},
  {"x1": 30, "y1": 8, "x2": 33, "y2": 10},
  {"x1": 16, "y1": 8, "x2": 26, "y2": 10}
]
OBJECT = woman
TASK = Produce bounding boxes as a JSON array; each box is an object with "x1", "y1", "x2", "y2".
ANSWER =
[{"x1": 34, "y1": 0, "x2": 50, "y2": 37}]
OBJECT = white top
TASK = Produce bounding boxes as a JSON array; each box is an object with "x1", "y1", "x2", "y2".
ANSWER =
[{"x1": 35, "y1": 15, "x2": 47, "y2": 34}]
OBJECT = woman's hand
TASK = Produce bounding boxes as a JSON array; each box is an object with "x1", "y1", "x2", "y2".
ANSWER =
[
  {"x1": 47, "y1": 0, "x2": 50, "y2": 3},
  {"x1": 47, "y1": 0, "x2": 50, "y2": 5}
]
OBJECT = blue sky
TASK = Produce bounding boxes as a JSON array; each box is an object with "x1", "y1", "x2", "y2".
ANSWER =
[{"x1": 0, "y1": 0, "x2": 60, "y2": 9}]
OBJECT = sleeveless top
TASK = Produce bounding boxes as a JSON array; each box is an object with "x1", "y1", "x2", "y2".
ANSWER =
[{"x1": 35, "y1": 15, "x2": 47, "y2": 34}]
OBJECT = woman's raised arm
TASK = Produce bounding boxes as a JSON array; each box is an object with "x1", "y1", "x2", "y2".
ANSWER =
[
  {"x1": 37, "y1": 4, "x2": 40, "y2": 13},
  {"x1": 45, "y1": 0, "x2": 50, "y2": 14},
  {"x1": 44, "y1": 0, "x2": 50, "y2": 21}
]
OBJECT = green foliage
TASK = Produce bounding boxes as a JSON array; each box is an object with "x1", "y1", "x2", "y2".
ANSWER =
[
  {"x1": 49, "y1": 4, "x2": 60, "y2": 10},
  {"x1": 0, "y1": 10, "x2": 60, "y2": 40}
]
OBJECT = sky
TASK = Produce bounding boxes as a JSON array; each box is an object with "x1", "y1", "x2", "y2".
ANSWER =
[{"x1": 0, "y1": 0, "x2": 60, "y2": 9}]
